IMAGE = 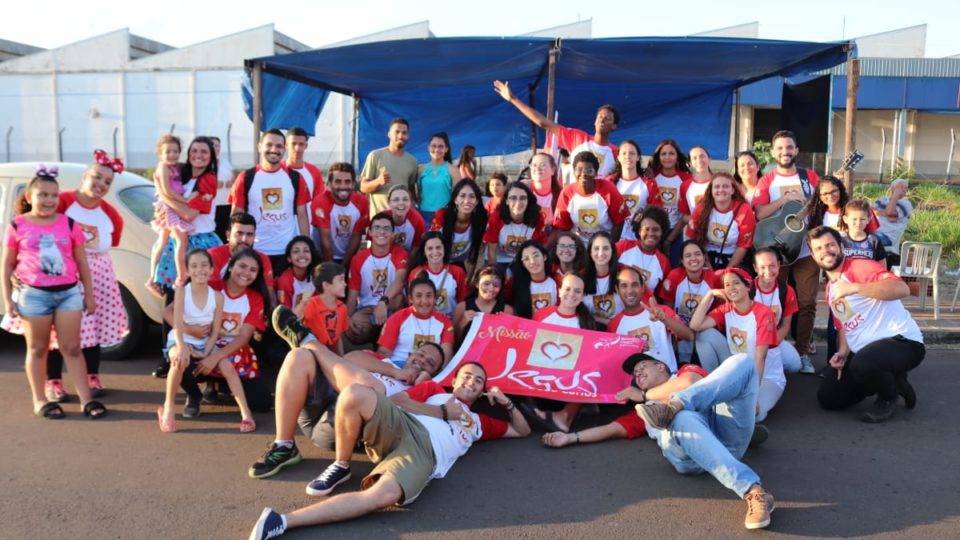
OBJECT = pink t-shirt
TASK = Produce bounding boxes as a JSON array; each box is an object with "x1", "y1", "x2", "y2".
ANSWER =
[{"x1": 4, "y1": 214, "x2": 86, "y2": 287}]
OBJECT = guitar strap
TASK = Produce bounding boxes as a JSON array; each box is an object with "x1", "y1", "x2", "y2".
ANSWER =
[
  {"x1": 797, "y1": 168, "x2": 812, "y2": 198},
  {"x1": 716, "y1": 202, "x2": 737, "y2": 255}
]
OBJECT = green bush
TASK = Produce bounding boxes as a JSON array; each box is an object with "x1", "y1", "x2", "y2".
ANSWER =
[{"x1": 853, "y1": 181, "x2": 960, "y2": 269}]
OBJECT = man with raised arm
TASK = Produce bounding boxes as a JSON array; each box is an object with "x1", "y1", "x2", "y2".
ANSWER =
[{"x1": 494, "y1": 80, "x2": 620, "y2": 178}]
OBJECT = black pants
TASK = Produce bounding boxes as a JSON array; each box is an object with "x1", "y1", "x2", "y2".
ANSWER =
[
  {"x1": 818, "y1": 336, "x2": 925, "y2": 409},
  {"x1": 180, "y1": 361, "x2": 273, "y2": 413},
  {"x1": 47, "y1": 345, "x2": 101, "y2": 379}
]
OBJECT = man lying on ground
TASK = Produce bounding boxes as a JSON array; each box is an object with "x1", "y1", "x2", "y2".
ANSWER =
[{"x1": 249, "y1": 361, "x2": 531, "y2": 540}]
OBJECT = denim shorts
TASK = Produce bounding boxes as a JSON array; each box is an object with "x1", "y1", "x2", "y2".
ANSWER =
[{"x1": 16, "y1": 284, "x2": 83, "y2": 317}]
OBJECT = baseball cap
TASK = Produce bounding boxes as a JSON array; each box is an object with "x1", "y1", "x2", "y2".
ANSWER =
[{"x1": 622, "y1": 353, "x2": 672, "y2": 375}]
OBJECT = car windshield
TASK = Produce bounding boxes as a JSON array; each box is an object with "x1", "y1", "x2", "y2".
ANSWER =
[{"x1": 117, "y1": 185, "x2": 156, "y2": 223}]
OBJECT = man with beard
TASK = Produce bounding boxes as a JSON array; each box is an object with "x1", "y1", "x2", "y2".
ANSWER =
[
  {"x1": 493, "y1": 80, "x2": 621, "y2": 179},
  {"x1": 752, "y1": 130, "x2": 821, "y2": 368},
  {"x1": 208, "y1": 212, "x2": 275, "y2": 294},
  {"x1": 313, "y1": 162, "x2": 368, "y2": 264},
  {"x1": 807, "y1": 226, "x2": 924, "y2": 423},
  {"x1": 609, "y1": 265, "x2": 694, "y2": 373},
  {"x1": 553, "y1": 151, "x2": 628, "y2": 242},
  {"x1": 360, "y1": 118, "x2": 419, "y2": 215},
  {"x1": 249, "y1": 362, "x2": 530, "y2": 539},
  {"x1": 230, "y1": 129, "x2": 311, "y2": 272}
]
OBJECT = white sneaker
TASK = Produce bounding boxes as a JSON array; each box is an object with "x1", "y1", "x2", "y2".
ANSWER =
[{"x1": 799, "y1": 355, "x2": 816, "y2": 374}]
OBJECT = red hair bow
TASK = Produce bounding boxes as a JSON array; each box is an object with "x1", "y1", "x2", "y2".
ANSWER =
[{"x1": 93, "y1": 149, "x2": 125, "y2": 174}]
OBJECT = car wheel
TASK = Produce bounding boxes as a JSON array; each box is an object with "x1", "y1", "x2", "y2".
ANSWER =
[{"x1": 102, "y1": 285, "x2": 145, "y2": 361}]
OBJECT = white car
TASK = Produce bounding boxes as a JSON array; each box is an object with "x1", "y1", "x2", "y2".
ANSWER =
[{"x1": 0, "y1": 162, "x2": 162, "y2": 359}]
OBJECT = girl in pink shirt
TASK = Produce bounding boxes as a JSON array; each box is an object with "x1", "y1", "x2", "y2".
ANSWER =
[
  {"x1": 1, "y1": 168, "x2": 104, "y2": 419},
  {"x1": 149, "y1": 135, "x2": 195, "y2": 291}
]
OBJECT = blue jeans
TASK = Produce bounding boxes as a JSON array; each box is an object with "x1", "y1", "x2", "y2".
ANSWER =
[
  {"x1": 655, "y1": 352, "x2": 761, "y2": 498},
  {"x1": 17, "y1": 283, "x2": 83, "y2": 317}
]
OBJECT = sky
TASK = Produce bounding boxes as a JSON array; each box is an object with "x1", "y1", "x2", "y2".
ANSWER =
[{"x1": 5, "y1": 0, "x2": 960, "y2": 58}]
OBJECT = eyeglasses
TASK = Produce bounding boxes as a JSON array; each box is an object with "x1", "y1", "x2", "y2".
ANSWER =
[{"x1": 370, "y1": 225, "x2": 392, "y2": 233}]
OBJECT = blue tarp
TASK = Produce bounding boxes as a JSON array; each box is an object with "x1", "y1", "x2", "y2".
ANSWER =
[{"x1": 244, "y1": 37, "x2": 851, "y2": 162}]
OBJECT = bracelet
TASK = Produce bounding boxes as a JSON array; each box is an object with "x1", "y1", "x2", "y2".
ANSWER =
[
  {"x1": 504, "y1": 401, "x2": 515, "y2": 412},
  {"x1": 379, "y1": 295, "x2": 390, "y2": 305},
  {"x1": 574, "y1": 432, "x2": 581, "y2": 444},
  {"x1": 440, "y1": 403, "x2": 449, "y2": 422}
]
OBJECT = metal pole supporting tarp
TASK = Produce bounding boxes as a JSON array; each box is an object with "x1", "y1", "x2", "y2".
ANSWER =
[
  {"x1": 843, "y1": 47, "x2": 859, "y2": 193},
  {"x1": 252, "y1": 62, "x2": 263, "y2": 160},
  {"x1": 352, "y1": 95, "x2": 360, "y2": 169},
  {"x1": 734, "y1": 87, "x2": 741, "y2": 153},
  {"x1": 546, "y1": 39, "x2": 560, "y2": 123}
]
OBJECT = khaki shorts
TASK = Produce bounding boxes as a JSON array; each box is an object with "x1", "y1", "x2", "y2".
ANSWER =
[{"x1": 360, "y1": 391, "x2": 437, "y2": 505}]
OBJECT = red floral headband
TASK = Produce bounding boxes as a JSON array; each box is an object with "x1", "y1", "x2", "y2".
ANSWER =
[{"x1": 93, "y1": 149, "x2": 125, "y2": 174}]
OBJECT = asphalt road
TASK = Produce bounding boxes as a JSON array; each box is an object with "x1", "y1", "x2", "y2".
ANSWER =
[{"x1": 2, "y1": 328, "x2": 959, "y2": 540}]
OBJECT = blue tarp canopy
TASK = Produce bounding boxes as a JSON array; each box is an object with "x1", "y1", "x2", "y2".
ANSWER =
[{"x1": 244, "y1": 37, "x2": 852, "y2": 162}]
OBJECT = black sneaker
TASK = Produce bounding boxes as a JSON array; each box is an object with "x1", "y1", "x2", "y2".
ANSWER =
[
  {"x1": 860, "y1": 398, "x2": 896, "y2": 423},
  {"x1": 152, "y1": 361, "x2": 170, "y2": 379},
  {"x1": 895, "y1": 375, "x2": 917, "y2": 410},
  {"x1": 249, "y1": 442, "x2": 303, "y2": 479},
  {"x1": 249, "y1": 507, "x2": 286, "y2": 540},
  {"x1": 182, "y1": 396, "x2": 201, "y2": 418},
  {"x1": 271, "y1": 306, "x2": 309, "y2": 349},
  {"x1": 305, "y1": 462, "x2": 351, "y2": 496},
  {"x1": 201, "y1": 384, "x2": 218, "y2": 405},
  {"x1": 749, "y1": 424, "x2": 769, "y2": 448}
]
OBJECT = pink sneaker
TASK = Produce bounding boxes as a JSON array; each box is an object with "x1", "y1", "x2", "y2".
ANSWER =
[
  {"x1": 45, "y1": 379, "x2": 68, "y2": 403},
  {"x1": 87, "y1": 374, "x2": 106, "y2": 398}
]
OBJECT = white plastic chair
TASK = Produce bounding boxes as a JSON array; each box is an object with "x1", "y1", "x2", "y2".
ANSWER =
[{"x1": 893, "y1": 241, "x2": 942, "y2": 320}]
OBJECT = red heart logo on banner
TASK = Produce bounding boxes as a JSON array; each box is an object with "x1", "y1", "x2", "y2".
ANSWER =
[{"x1": 540, "y1": 341, "x2": 572, "y2": 361}]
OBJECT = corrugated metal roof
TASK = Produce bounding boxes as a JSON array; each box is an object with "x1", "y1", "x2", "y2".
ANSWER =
[{"x1": 821, "y1": 57, "x2": 960, "y2": 77}]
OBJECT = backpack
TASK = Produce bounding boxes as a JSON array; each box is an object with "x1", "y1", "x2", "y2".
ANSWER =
[{"x1": 241, "y1": 167, "x2": 303, "y2": 212}]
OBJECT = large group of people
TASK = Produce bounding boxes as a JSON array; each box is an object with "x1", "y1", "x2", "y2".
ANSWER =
[{"x1": 0, "y1": 83, "x2": 928, "y2": 538}]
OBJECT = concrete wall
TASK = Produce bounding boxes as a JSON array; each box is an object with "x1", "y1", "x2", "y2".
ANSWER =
[{"x1": 829, "y1": 110, "x2": 960, "y2": 180}]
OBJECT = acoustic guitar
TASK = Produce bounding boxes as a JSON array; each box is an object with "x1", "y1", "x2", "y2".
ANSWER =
[{"x1": 752, "y1": 150, "x2": 864, "y2": 265}]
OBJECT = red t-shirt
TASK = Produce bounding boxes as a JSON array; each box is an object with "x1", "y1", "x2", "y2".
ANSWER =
[
  {"x1": 553, "y1": 180, "x2": 628, "y2": 241},
  {"x1": 207, "y1": 244, "x2": 275, "y2": 290},
  {"x1": 303, "y1": 297, "x2": 349, "y2": 349}
]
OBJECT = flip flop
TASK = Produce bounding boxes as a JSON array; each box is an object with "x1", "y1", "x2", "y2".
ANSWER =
[
  {"x1": 240, "y1": 419, "x2": 257, "y2": 433},
  {"x1": 36, "y1": 402, "x2": 65, "y2": 420},
  {"x1": 82, "y1": 400, "x2": 108, "y2": 419},
  {"x1": 157, "y1": 407, "x2": 176, "y2": 433},
  {"x1": 517, "y1": 401, "x2": 567, "y2": 433}
]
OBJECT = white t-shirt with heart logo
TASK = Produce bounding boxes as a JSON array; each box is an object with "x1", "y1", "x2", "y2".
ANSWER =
[
  {"x1": 608, "y1": 305, "x2": 682, "y2": 372},
  {"x1": 826, "y1": 258, "x2": 923, "y2": 352},
  {"x1": 708, "y1": 301, "x2": 785, "y2": 389}
]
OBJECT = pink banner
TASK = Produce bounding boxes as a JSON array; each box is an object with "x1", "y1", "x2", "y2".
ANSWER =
[{"x1": 435, "y1": 313, "x2": 645, "y2": 403}]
